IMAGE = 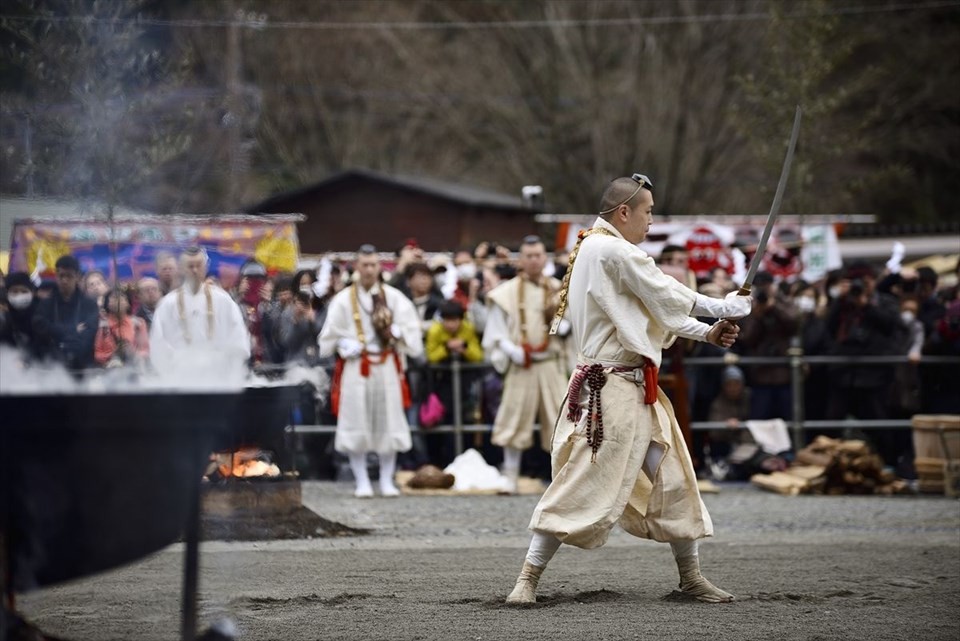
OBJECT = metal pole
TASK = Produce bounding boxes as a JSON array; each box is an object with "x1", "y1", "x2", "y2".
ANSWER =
[
  {"x1": 23, "y1": 117, "x2": 34, "y2": 197},
  {"x1": 181, "y1": 459, "x2": 201, "y2": 641},
  {"x1": 451, "y1": 356, "x2": 464, "y2": 455},
  {"x1": 788, "y1": 336, "x2": 805, "y2": 451},
  {"x1": 225, "y1": 4, "x2": 242, "y2": 210}
]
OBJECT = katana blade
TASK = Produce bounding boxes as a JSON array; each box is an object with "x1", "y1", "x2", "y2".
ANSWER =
[{"x1": 739, "y1": 105, "x2": 802, "y2": 295}]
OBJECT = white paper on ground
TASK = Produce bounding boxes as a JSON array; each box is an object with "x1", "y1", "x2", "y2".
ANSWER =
[
  {"x1": 443, "y1": 448, "x2": 512, "y2": 492},
  {"x1": 744, "y1": 418, "x2": 792, "y2": 455}
]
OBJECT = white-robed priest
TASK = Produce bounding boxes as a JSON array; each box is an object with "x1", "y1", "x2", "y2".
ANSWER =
[
  {"x1": 149, "y1": 246, "x2": 251, "y2": 382},
  {"x1": 318, "y1": 244, "x2": 424, "y2": 498},
  {"x1": 505, "y1": 174, "x2": 752, "y2": 605}
]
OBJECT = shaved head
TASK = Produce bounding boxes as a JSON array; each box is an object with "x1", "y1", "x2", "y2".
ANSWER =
[{"x1": 599, "y1": 177, "x2": 651, "y2": 216}]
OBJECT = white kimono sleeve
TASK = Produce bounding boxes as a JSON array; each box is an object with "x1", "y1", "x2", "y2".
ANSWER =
[
  {"x1": 481, "y1": 304, "x2": 511, "y2": 374},
  {"x1": 221, "y1": 293, "x2": 252, "y2": 360},
  {"x1": 148, "y1": 297, "x2": 177, "y2": 375},
  {"x1": 390, "y1": 292, "x2": 424, "y2": 359},
  {"x1": 615, "y1": 251, "x2": 697, "y2": 335},
  {"x1": 317, "y1": 294, "x2": 351, "y2": 359}
]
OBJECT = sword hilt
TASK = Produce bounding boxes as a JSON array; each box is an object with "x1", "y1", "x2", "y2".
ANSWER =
[{"x1": 737, "y1": 284, "x2": 752, "y2": 297}]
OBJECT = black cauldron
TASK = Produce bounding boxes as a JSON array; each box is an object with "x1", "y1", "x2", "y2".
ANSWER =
[{"x1": 1, "y1": 392, "x2": 239, "y2": 593}]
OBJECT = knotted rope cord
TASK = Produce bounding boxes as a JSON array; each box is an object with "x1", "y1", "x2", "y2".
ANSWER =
[
  {"x1": 567, "y1": 362, "x2": 646, "y2": 462},
  {"x1": 549, "y1": 226, "x2": 617, "y2": 334},
  {"x1": 350, "y1": 283, "x2": 395, "y2": 377}
]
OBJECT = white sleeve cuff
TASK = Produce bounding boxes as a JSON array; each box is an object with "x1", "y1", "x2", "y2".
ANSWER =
[
  {"x1": 692, "y1": 293, "x2": 725, "y2": 318},
  {"x1": 673, "y1": 317, "x2": 712, "y2": 342}
]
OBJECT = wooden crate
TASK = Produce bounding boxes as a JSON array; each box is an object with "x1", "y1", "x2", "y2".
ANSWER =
[
  {"x1": 912, "y1": 415, "x2": 960, "y2": 496},
  {"x1": 911, "y1": 414, "x2": 960, "y2": 459}
]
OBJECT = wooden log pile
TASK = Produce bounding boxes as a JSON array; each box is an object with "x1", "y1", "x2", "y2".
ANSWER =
[{"x1": 751, "y1": 436, "x2": 910, "y2": 496}]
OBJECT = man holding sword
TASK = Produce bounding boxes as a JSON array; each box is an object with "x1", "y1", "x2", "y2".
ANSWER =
[{"x1": 505, "y1": 108, "x2": 802, "y2": 605}]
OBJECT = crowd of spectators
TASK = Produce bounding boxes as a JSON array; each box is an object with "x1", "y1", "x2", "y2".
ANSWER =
[
  {"x1": 1, "y1": 237, "x2": 958, "y2": 477},
  {"x1": 674, "y1": 244, "x2": 960, "y2": 474}
]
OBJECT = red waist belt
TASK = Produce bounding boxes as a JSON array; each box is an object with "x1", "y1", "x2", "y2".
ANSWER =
[
  {"x1": 521, "y1": 339, "x2": 550, "y2": 368},
  {"x1": 566, "y1": 359, "x2": 658, "y2": 462},
  {"x1": 331, "y1": 350, "x2": 412, "y2": 417}
]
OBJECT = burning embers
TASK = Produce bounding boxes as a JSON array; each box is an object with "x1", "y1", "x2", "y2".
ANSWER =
[{"x1": 206, "y1": 447, "x2": 281, "y2": 480}]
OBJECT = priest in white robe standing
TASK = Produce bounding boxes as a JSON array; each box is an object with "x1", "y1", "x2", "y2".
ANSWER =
[
  {"x1": 150, "y1": 246, "x2": 251, "y2": 383},
  {"x1": 505, "y1": 174, "x2": 752, "y2": 605},
  {"x1": 318, "y1": 245, "x2": 424, "y2": 498},
  {"x1": 483, "y1": 235, "x2": 571, "y2": 493}
]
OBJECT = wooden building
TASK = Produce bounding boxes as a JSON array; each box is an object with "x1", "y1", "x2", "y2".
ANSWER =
[{"x1": 246, "y1": 169, "x2": 541, "y2": 254}]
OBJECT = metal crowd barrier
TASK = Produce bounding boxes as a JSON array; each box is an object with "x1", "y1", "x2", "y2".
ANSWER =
[
  {"x1": 679, "y1": 352, "x2": 959, "y2": 450},
  {"x1": 288, "y1": 353, "x2": 960, "y2": 455}
]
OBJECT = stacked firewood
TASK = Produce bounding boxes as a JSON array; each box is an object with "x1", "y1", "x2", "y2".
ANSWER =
[{"x1": 751, "y1": 436, "x2": 910, "y2": 496}]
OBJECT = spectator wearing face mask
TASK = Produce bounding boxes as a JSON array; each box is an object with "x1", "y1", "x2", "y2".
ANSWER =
[
  {"x1": 451, "y1": 249, "x2": 479, "y2": 308},
  {"x1": 0, "y1": 271, "x2": 40, "y2": 360},
  {"x1": 899, "y1": 299, "x2": 924, "y2": 364},
  {"x1": 451, "y1": 249, "x2": 490, "y2": 335}
]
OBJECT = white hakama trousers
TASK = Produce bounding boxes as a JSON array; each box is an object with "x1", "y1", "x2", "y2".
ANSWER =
[
  {"x1": 335, "y1": 356, "x2": 412, "y2": 455},
  {"x1": 530, "y1": 373, "x2": 712, "y2": 548}
]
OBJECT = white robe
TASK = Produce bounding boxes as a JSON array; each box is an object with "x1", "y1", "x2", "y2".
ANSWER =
[
  {"x1": 529, "y1": 217, "x2": 713, "y2": 547},
  {"x1": 317, "y1": 282, "x2": 423, "y2": 455},
  {"x1": 149, "y1": 283, "x2": 251, "y2": 385}
]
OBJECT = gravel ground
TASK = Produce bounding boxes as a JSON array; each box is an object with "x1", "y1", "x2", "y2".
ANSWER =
[{"x1": 15, "y1": 482, "x2": 960, "y2": 641}]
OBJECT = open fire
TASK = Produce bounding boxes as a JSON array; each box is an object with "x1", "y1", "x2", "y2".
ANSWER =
[{"x1": 206, "y1": 447, "x2": 281, "y2": 480}]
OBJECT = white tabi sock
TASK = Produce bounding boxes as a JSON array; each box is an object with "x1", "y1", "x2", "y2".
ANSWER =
[
  {"x1": 378, "y1": 451, "x2": 399, "y2": 496},
  {"x1": 525, "y1": 532, "x2": 562, "y2": 568},
  {"x1": 503, "y1": 447, "x2": 522, "y2": 476},
  {"x1": 348, "y1": 453, "x2": 373, "y2": 497},
  {"x1": 502, "y1": 447, "x2": 522, "y2": 493}
]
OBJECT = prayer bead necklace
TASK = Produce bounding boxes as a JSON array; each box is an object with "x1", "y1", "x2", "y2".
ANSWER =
[{"x1": 177, "y1": 283, "x2": 214, "y2": 344}]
